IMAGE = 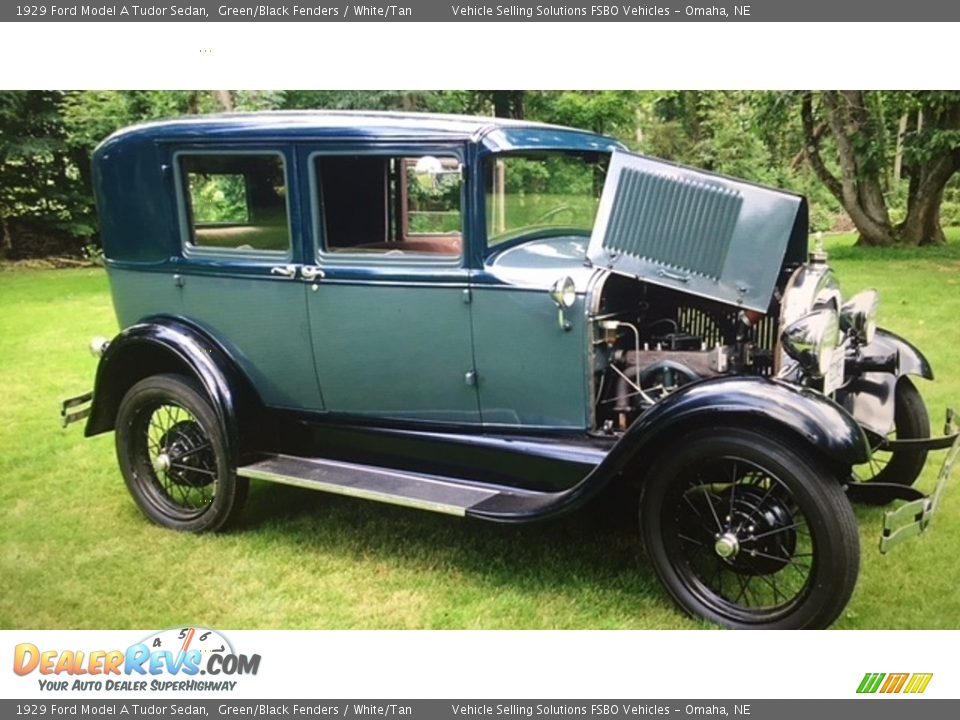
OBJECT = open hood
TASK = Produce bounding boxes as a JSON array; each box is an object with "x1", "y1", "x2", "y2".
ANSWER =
[{"x1": 588, "y1": 150, "x2": 808, "y2": 312}]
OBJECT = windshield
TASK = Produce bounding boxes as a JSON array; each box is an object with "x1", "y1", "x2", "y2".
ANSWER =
[{"x1": 484, "y1": 151, "x2": 610, "y2": 247}]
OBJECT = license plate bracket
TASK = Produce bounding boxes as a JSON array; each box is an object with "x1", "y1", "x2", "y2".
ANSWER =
[{"x1": 880, "y1": 408, "x2": 960, "y2": 553}]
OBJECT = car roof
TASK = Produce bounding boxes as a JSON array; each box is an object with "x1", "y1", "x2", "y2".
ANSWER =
[{"x1": 98, "y1": 110, "x2": 623, "y2": 154}]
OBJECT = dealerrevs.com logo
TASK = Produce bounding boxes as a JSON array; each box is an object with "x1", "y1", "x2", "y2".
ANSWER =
[
  {"x1": 13, "y1": 627, "x2": 260, "y2": 692},
  {"x1": 857, "y1": 672, "x2": 933, "y2": 694}
]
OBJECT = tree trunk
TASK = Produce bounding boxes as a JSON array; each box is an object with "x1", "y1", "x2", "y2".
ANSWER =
[
  {"x1": 854, "y1": 223, "x2": 900, "y2": 247},
  {"x1": 824, "y1": 92, "x2": 896, "y2": 247},
  {"x1": 899, "y1": 152, "x2": 959, "y2": 245},
  {"x1": 1, "y1": 215, "x2": 11, "y2": 258},
  {"x1": 900, "y1": 189, "x2": 946, "y2": 246},
  {"x1": 214, "y1": 90, "x2": 234, "y2": 112},
  {"x1": 490, "y1": 91, "x2": 525, "y2": 119},
  {"x1": 801, "y1": 91, "x2": 898, "y2": 246}
]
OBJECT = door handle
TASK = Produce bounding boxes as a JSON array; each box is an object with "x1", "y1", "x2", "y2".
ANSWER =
[
  {"x1": 301, "y1": 266, "x2": 326, "y2": 281},
  {"x1": 270, "y1": 265, "x2": 297, "y2": 278}
]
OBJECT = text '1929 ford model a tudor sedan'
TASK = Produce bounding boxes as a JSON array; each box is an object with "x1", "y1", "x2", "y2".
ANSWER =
[{"x1": 61, "y1": 111, "x2": 960, "y2": 629}]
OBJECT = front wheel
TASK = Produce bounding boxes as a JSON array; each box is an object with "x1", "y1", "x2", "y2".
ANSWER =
[
  {"x1": 640, "y1": 427, "x2": 860, "y2": 629},
  {"x1": 115, "y1": 373, "x2": 248, "y2": 532}
]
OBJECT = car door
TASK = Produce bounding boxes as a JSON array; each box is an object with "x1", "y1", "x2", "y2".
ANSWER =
[
  {"x1": 170, "y1": 146, "x2": 324, "y2": 411},
  {"x1": 470, "y1": 149, "x2": 606, "y2": 430},
  {"x1": 299, "y1": 144, "x2": 480, "y2": 424}
]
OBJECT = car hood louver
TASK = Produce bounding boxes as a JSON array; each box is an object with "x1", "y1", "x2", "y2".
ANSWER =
[{"x1": 588, "y1": 150, "x2": 807, "y2": 312}]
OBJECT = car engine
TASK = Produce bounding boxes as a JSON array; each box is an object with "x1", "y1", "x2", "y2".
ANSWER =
[{"x1": 592, "y1": 274, "x2": 780, "y2": 432}]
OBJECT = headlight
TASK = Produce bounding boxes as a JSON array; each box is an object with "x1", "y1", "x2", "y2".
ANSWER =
[
  {"x1": 781, "y1": 308, "x2": 840, "y2": 378},
  {"x1": 840, "y1": 289, "x2": 879, "y2": 345}
]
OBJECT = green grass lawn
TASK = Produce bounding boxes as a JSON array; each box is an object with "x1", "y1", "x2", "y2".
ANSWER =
[{"x1": 1, "y1": 232, "x2": 959, "y2": 629}]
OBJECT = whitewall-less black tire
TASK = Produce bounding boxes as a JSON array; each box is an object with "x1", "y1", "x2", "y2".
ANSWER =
[
  {"x1": 640, "y1": 427, "x2": 860, "y2": 629},
  {"x1": 115, "y1": 373, "x2": 248, "y2": 532}
]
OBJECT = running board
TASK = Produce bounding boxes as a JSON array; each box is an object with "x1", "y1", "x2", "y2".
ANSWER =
[{"x1": 237, "y1": 454, "x2": 562, "y2": 519}]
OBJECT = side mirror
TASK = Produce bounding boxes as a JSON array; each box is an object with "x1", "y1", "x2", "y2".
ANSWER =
[{"x1": 550, "y1": 276, "x2": 576, "y2": 331}]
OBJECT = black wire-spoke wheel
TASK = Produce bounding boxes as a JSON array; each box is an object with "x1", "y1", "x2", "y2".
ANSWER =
[
  {"x1": 641, "y1": 427, "x2": 860, "y2": 629},
  {"x1": 143, "y1": 407, "x2": 218, "y2": 515},
  {"x1": 852, "y1": 378, "x2": 930, "y2": 505},
  {"x1": 116, "y1": 374, "x2": 248, "y2": 532},
  {"x1": 671, "y1": 459, "x2": 813, "y2": 616}
]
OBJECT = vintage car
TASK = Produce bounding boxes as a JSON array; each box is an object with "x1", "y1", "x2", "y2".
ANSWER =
[{"x1": 62, "y1": 111, "x2": 959, "y2": 629}]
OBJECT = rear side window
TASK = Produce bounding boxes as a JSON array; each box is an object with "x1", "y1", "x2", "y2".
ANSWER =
[
  {"x1": 313, "y1": 153, "x2": 463, "y2": 258},
  {"x1": 178, "y1": 153, "x2": 290, "y2": 254}
]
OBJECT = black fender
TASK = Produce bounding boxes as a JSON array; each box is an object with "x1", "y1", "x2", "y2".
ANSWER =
[
  {"x1": 605, "y1": 375, "x2": 870, "y2": 468},
  {"x1": 468, "y1": 375, "x2": 869, "y2": 522},
  {"x1": 85, "y1": 317, "x2": 261, "y2": 464},
  {"x1": 873, "y1": 328, "x2": 934, "y2": 380},
  {"x1": 836, "y1": 327, "x2": 934, "y2": 437}
]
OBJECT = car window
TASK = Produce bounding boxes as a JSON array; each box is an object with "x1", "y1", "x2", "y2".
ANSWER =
[
  {"x1": 485, "y1": 151, "x2": 608, "y2": 248},
  {"x1": 314, "y1": 154, "x2": 463, "y2": 258},
  {"x1": 179, "y1": 153, "x2": 290, "y2": 254}
]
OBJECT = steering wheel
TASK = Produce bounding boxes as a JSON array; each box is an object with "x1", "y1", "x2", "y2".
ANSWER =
[{"x1": 533, "y1": 204, "x2": 575, "y2": 225}]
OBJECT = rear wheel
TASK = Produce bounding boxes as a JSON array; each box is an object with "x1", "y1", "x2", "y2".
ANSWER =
[
  {"x1": 640, "y1": 427, "x2": 860, "y2": 629},
  {"x1": 115, "y1": 374, "x2": 248, "y2": 532}
]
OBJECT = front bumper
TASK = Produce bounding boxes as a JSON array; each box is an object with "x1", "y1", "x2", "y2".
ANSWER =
[{"x1": 879, "y1": 408, "x2": 960, "y2": 553}]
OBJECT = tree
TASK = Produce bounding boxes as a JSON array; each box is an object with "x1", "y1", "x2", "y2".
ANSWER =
[
  {"x1": 470, "y1": 91, "x2": 526, "y2": 119},
  {"x1": 802, "y1": 90, "x2": 960, "y2": 246},
  {"x1": 0, "y1": 91, "x2": 94, "y2": 257},
  {"x1": 61, "y1": 90, "x2": 286, "y2": 160},
  {"x1": 899, "y1": 92, "x2": 960, "y2": 245},
  {"x1": 281, "y1": 90, "x2": 455, "y2": 113},
  {"x1": 5, "y1": 90, "x2": 955, "y2": 260},
  {"x1": 527, "y1": 91, "x2": 639, "y2": 138}
]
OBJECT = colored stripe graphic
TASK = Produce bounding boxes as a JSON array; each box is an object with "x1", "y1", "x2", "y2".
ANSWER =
[
  {"x1": 880, "y1": 673, "x2": 909, "y2": 693},
  {"x1": 857, "y1": 672, "x2": 932, "y2": 694},
  {"x1": 903, "y1": 673, "x2": 933, "y2": 694},
  {"x1": 857, "y1": 673, "x2": 885, "y2": 693}
]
